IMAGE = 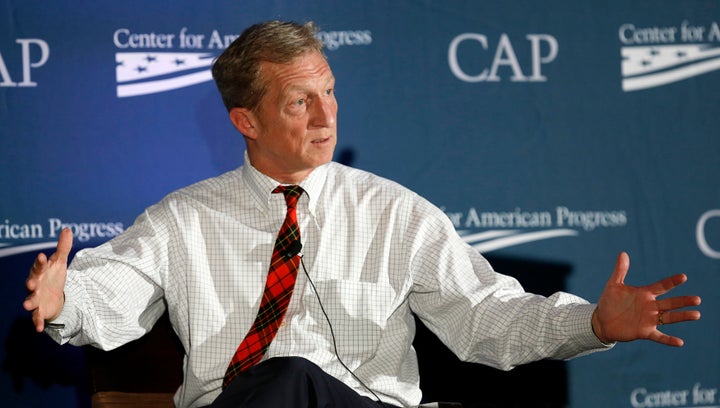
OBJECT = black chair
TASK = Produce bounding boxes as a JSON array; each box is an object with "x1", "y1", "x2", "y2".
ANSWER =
[{"x1": 85, "y1": 311, "x2": 183, "y2": 408}]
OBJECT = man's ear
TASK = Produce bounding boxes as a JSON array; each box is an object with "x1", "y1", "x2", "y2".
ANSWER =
[{"x1": 229, "y1": 107, "x2": 258, "y2": 140}]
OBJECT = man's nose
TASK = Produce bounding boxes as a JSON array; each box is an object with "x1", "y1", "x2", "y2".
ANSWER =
[{"x1": 310, "y1": 96, "x2": 336, "y2": 127}]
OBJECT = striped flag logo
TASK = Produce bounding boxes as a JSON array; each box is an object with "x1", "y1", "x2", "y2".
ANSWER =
[
  {"x1": 621, "y1": 44, "x2": 720, "y2": 91},
  {"x1": 115, "y1": 52, "x2": 216, "y2": 98}
]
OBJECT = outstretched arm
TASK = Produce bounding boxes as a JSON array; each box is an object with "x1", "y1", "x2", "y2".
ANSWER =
[
  {"x1": 23, "y1": 228, "x2": 73, "y2": 332},
  {"x1": 591, "y1": 252, "x2": 701, "y2": 347}
]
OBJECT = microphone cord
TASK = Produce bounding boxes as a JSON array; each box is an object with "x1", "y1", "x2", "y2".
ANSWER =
[{"x1": 298, "y1": 255, "x2": 390, "y2": 408}]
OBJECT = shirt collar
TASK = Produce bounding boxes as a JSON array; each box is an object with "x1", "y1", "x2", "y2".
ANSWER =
[{"x1": 241, "y1": 150, "x2": 327, "y2": 216}]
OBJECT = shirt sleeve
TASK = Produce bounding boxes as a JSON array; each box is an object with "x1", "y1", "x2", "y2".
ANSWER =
[
  {"x1": 46, "y1": 204, "x2": 172, "y2": 350},
  {"x1": 405, "y1": 197, "x2": 612, "y2": 371}
]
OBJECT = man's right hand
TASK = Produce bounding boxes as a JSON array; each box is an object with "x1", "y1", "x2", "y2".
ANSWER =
[{"x1": 23, "y1": 228, "x2": 73, "y2": 332}]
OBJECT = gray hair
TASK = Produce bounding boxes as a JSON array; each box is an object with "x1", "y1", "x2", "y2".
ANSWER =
[{"x1": 211, "y1": 20, "x2": 325, "y2": 111}]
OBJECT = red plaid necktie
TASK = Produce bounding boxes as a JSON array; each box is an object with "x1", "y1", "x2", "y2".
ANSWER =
[{"x1": 222, "y1": 185, "x2": 304, "y2": 389}]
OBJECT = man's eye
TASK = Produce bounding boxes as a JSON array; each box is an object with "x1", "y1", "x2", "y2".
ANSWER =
[
  {"x1": 325, "y1": 88, "x2": 334, "y2": 96},
  {"x1": 294, "y1": 99, "x2": 305, "y2": 106}
]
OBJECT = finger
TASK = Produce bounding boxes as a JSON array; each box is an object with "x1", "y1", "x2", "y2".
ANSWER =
[
  {"x1": 27, "y1": 252, "x2": 50, "y2": 290},
  {"x1": 30, "y1": 252, "x2": 48, "y2": 276},
  {"x1": 34, "y1": 252, "x2": 48, "y2": 266},
  {"x1": 49, "y1": 228, "x2": 73, "y2": 263},
  {"x1": 648, "y1": 330, "x2": 684, "y2": 347},
  {"x1": 26, "y1": 276, "x2": 37, "y2": 291},
  {"x1": 23, "y1": 295, "x2": 37, "y2": 312},
  {"x1": 657, "y1": 309, "x2": 702, "y2": 325},
  {"x1": 31, "y1": 310, "x2": 45, "y2": 333},
  {"x1": 648, "y1": 273, "x2": 688, "y2": 297},
  {"x1": 609, "y1": 251, "x2": 630, "y2": 285},
  {"x1": 657, "y1": 295, "x2": 702, "y2": 312}
]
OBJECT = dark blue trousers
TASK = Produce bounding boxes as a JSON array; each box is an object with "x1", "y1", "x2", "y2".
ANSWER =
[{"x1": 209, "y1": 356, "x2": 396, "y2": 408}]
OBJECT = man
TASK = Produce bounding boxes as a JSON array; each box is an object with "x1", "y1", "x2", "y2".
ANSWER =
[{"x1": 24, "y1": 21, "x2": 701, "y2": 408}]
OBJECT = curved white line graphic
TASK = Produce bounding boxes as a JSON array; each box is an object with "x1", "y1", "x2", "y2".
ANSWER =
[
  {"x1": 469, "y1": 229, "x2": 578, "y2": 253},
  {"x1": 457, "y1": 230, "x2": 519, "y2": 241},
  {"x1": 0, "y1": 242, "x2": 58, "y2": 258}
]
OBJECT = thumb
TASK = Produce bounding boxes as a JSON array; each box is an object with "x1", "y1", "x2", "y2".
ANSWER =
[
  {"x1": 52, "y1": 228, "x2": 74, "y2": 263},
  {"x1": 609, "y1": 251, "x2": 630, "y2": 285}
]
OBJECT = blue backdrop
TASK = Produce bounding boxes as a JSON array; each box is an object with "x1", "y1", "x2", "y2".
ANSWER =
[{"x1": 2, "y1": 1, "x2": 718, "y2": 407}]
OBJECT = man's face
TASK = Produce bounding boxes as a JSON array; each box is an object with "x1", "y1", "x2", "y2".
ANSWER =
[{"x1": 239, "y1": 50, "x2": 337, "y2": 183}]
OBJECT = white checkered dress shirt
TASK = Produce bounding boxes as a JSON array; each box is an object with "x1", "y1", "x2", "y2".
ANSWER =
[{"x1": 49, "y1": 154, "x2": 609, "y2": 407}]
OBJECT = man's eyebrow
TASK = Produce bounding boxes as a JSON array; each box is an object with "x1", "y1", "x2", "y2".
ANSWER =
[{"x1": 283, "y1": 75, "x2": 335, "y2": 93}]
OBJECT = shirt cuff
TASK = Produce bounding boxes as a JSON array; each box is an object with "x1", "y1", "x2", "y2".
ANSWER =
[
  {"x1": 43, "y1": 281, "x2": 84, "y2": 344},
  {"x1": 570, "y1": 303, "x2": 615, "y2": 350}
]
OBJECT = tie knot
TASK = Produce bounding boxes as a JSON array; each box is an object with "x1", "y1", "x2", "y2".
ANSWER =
[{"x1": 273, "y1": 185, "x2": 304, "y2": 209}]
